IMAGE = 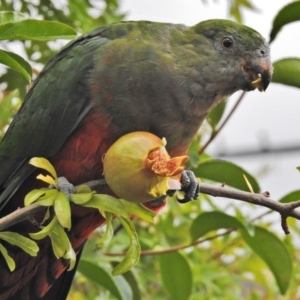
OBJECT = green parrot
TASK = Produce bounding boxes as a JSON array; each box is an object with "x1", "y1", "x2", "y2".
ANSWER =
[{"x1": 0, "y1": 19, "x2": 272, "y2": 299}]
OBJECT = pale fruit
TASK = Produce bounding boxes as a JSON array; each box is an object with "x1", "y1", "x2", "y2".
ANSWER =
[{"x1": 103, "y1": 131, "x2": 188, "y2": 203}]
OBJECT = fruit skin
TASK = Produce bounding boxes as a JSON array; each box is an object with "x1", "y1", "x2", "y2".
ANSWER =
[{"x1": 103, "y1": 131, "x2": 188, "y2": 203}]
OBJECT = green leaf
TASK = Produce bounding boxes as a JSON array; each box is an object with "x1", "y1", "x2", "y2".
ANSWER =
[
  {"x1": 0, "y1": 232, "x2": 39, "y2": 256},
  {"x1": 279, "y1": 190, "x2": 300, "y2": 203},
  {"x1": 49, "y1": 222, "x2": 70, "y2": 258},
  {"x1": 24, "y1": 188, "x2": 51, "y2": 206},
  {"x1": 70, "y1": 191, "x2": 94, "y2": 205},
  {"x1": 190, "y1": 211, "x2": 245, "y2": 241},
  {"x1": 54, "y1": 192, "x2": 71, "y2": 230},
  {"x1": 78, "y1": 259, "x2": 123, "y2": 300},
  {"x1": 29, "y1": 157, "x2": 57, "y2": 179},
  {"x1": 0, "y1": 11, "x2": 26, "y2": 25},
  {"x1": 76, "y1": 185, "x2": 92, "y2": 193},
  {"x1": 0, "y1": 20, "x2": 76, "y2": 41},
  {"x1": 37, "y1": 189, "x2": 58, "y2": 206},
  {"x1": 0, "y1": 49, "x2": 32, "y2": 82},
  {"x1": 159, "y1": 251, "x2": 193, "y2": 300},
  {"x1": 97, "y1": 213, "x2": 114, "y2": 248},
  {"x1": 29, "y1": 216, "x2": 58, "y2": 240},
  {"x1": 120, "y1": 269, "x2": 141, "y2": 300},
  {"x1": 206, "y1": 98, "x2": 227, "y2": 129},
  {"x1": 112, "y1": 217, "x2": 141, "y2": 275},
  {"x1": 63, "y1": 244, "x2": 76, "y2": 271},
  {"x1": 241, "y1": 226, "x2": 292, "y2": 294},
  {"x1": 71, "y1": 185, "x2": 94, "y2": 205},
  {"x1": 0, "y1": 243, "x2": 15, "y2": 271},
  {"x1": 120, "y1": 200, "x2": 156, "y2": 222},
  {"x1": 114, "y1": 275, "x2": 133, "y2": 300},
  {"x1": 0, "y1": 89, "x2": 19, "y2": 130},
  {"x1": 190, "y1": 212, "x2": 292, "y2": 294},
  {"x1": 272, "y1": 59, "x2": 300, "y2": 89},
  {"x1": 194, "y1": 159, "x2": 260, "y2": 192},
  {"x1": 270, "y1": 1, "x2": 300, "y2": 43},
  {"x1": 83, "y1": 194, "x2": 128, "y2": 217}
]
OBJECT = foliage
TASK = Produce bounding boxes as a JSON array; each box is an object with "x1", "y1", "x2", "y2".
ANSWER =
[{"x1": 0, "y1": 1, "x2": 300, "y2": 300}]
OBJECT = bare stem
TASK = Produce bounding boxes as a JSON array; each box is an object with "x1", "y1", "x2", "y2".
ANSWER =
[{"x1": 199, "y1": 91, "x2": 246, "y2": 154}]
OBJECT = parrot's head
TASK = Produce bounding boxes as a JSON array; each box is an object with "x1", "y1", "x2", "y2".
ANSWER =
[{"x1": 190, "y1": 19, "x2": 272, "y2": 96}]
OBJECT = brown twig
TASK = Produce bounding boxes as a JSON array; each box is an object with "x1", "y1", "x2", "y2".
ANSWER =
[
  {"x1": 199, "y1": 91, "x2": 246, "y2": 154},
  {"x1": 101, "y1": 228, "x2": 236, "y2": 257},
  {"x1": 281, "y1": 214, "x2": 290, "y2": 235}
]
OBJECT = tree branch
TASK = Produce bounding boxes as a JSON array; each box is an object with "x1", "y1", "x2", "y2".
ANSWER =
[
  {"x1": 102, "y1": 228, "x2": 236, "y2": 257},
  {"x1": 0, "y1": 179, "x2": 299, "y2": 232}
]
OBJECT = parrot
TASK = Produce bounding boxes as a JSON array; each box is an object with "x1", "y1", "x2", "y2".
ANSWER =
[{"x1": 0, "y1": 19, "x2": 272, "y2": 299}]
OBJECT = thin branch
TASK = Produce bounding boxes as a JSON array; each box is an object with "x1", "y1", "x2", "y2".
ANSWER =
[
  {"x1": 101, "y1": 228, "x2": 236, "y2": 257},
  {"x1": 198, "y1": 182, "x2": 300, "y2": 220},
  {"x1": 199, "y1": 91, "x2": 246, "y2": 154},
  {"x1": 0, "y1": 203, "x2": 44, "y2": 231},
  {"x1": 1, "y1": 179, "x2": 300, "y2": 233}
]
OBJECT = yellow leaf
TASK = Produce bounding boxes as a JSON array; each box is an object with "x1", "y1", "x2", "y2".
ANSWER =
[
  {"x1": 29, "y1": 157, "x2": 57, "y2": 179},
  {"x1": 36, "y1": 174, "x2": 56, "y2": 186}
]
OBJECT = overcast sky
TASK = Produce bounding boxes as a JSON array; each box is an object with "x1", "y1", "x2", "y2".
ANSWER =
[{"x1": 119, "y1": 0, "x2": 300, "y2": 199}]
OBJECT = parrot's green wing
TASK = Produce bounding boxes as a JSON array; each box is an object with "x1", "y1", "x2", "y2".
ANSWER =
[
  {"x1": 0, "y1": 21, "x2": 181, "y2": 208},
  {"x1": 0, "y1": 26, "x2": 110, "y2": 206}
]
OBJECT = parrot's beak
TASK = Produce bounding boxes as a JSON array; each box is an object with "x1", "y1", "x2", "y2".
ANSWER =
[{"x1": 249, "y1": 59, "x2": 273, "y2": 92}]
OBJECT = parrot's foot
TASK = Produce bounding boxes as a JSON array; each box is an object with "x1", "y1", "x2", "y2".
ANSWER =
[
  {"x1": 50, "y1": 177, "x2": 76, "y2": 200},
  {"x1": 177, "y1": 170, "x2": 200, "y2": 203}
]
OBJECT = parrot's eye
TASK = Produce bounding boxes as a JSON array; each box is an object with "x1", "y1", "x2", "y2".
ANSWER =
[{"x1": 222, "y1": 37, "x2": 233, "y2": 48}]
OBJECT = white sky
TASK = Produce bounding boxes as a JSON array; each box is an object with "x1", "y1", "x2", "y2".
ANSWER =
[{"x1": 119, "y1": 0, "x2": 300, "y2": 199}]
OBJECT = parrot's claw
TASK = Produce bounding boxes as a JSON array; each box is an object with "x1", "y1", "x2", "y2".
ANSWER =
[
  {"x1": 177, "y1": 170, "x2": 200, "y2": 204},
  {"x1": 50, "y1": 176, "x2": 76, "y2": 200}
]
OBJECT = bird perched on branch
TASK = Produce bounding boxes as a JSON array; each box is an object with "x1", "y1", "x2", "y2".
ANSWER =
[{"x1": 0, "y1": 19, "x2": 272, "y2": 299}]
